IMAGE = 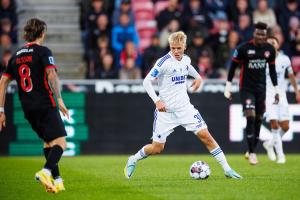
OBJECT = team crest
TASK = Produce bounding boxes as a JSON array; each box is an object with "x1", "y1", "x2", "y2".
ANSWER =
[{"x1": 264, "y1": 51, "x2": 270, "y2": 58}]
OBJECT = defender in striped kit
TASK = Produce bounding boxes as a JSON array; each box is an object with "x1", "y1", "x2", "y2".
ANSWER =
[{"x1": 124, "y1": 31, "x2": 242, "y2": 179}]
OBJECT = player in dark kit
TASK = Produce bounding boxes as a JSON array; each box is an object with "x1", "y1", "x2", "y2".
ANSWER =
[
  {"x1": 224, "y1": 22, "x2": 279, "y2": 165},
  {"x1": 0, "y1": 18, "x2": 69, "y2": 193}
]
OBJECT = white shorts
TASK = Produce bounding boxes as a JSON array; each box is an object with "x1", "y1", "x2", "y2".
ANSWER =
[
  {"x1": 265, "y1": 97, "x2": 289, "y2": 122},
  {"x1": 152, "y1": 106, "x2": 208, "y2": 143}
]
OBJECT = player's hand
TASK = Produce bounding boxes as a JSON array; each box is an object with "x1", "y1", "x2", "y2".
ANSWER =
[
  {"x1": 224, "y1": 81, "x2": 232, "y2": 100},
  {"x1": 58, "y1": 98, "x2": 69, "y2": 119},
  {"x1": 273, "y1": 93, "x2": 279, "y2": 104},
  {"x1": 156, "y1": 100, "x2": 166, "y2": 112},
  {"x1": 295, "y1": 91, "x2": 300, "y2": 103},
  {"x1": 191, "y1": 79, "x2": 201, "y2": 92},
  {"x1": 0, "y1": 112, "x2": 6, "y2": 131}
]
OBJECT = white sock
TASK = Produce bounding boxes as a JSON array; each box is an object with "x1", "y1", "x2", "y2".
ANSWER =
[
  {"x1": 42, "y1": 168, "x2": 51, "y2": 176},
  {"x1": 132, "y1": 147, "x2": 148, "y2": 161},
  {"x1": 270, "y1": 129, "x2": 280, "y2": 146},
  {"x1": 210, "y1": 147, "x2": 231, "y2": 172},
  {"x1": 274, "y1": 129, "x2": 284, "y2": 157},
  {"x1": 54, "y1": 177, "x2": 63, "y2": 184}
]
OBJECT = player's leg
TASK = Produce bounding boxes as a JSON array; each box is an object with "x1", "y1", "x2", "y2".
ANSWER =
[
  {"x1": 43, "y1": 143, "x2": 65, "y2": 192},
  {"x1": 124, "y1": 110, "x2": 175, "y2": 179},
  {"x1": 196, "y1": 128, "x2": 242, "y2": 179},
  {"x1": 275, "y1": 120, "x2": 289, "y2": 163},
  {"x1": 241, "y1": 90, "x2": 259, "y2": 164},
  {"x1": 253, "y1": 92, "x2": 266, "y2": 150},
  {"x1": 36, "y1": 137, "x2": 66, "y2": 193}
]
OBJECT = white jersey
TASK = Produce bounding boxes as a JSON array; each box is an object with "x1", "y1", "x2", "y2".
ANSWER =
[
  {"x1": 266, "y1": 52, "x2": 293, "y2": 100},
  {"x1": 143, "y1": 52, "x2": 201, "y2": 112}
]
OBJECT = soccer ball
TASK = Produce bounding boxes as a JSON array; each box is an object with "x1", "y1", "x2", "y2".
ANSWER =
[{"x1": 189, "y1": 161, "x2": 211, "y2": 180}]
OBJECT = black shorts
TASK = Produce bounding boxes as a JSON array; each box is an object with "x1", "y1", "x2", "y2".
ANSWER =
[
  {"x1": 24, "y1": 107, "x2": 67, "y2": 143},
  {"x1": 240, "y1": 90, "x2": 266, "y2": 115}
]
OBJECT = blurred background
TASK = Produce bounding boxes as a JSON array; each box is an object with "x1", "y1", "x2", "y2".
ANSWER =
[{"x1": 0, "y1": 0, "x2": 299, "y2": 156}]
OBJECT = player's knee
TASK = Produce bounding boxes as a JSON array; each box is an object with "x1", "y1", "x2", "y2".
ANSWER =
[
  {"x1": 152, "y1": 144, "x2": 164, "y2": 154},
  {"x1": 281, "y1": 124, "x2": 289, "y2": 132},
  {"x1": 270, "y1": 120, "x2": 279, "y2": 129}
]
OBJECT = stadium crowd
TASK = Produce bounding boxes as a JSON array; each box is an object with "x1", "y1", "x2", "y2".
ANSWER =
[{"x1": 1, "y1": 0, "x2": 300, "y2": 80}]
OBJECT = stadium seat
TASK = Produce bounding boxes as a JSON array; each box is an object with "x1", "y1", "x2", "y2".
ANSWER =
[{"x1": 154, "y1": 1, "x2": 169, "y2": 16}]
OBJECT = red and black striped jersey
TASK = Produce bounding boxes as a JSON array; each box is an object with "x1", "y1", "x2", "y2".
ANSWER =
[{"x1": 3, "y1": 43, "x2": 57, "y2": 112}]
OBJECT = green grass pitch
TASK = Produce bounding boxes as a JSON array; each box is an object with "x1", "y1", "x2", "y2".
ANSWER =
[{"x1": 0, "y1": 155, "x2": 299, "y2": 200}]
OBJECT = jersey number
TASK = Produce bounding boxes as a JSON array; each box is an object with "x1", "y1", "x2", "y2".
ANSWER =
[{"x1": 18, "y1": 64, "x2": 33, "y2": 92}]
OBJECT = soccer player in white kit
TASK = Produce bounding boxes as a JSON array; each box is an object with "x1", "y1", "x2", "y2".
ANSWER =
[
  {"x1": 263, "y1": 36, "x2": 300, "y2": 163},
  {"x1": 124, "y1": 31, "x2": 242, "y2": 179}
]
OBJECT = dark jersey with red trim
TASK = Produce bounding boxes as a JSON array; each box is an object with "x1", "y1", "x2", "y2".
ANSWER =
[
  {"x1": 229, "y1": 40, "x2": 277, "y2": 93},
  {"x1": 3, "y1": 43, "x2": 57, "y2": 112}
]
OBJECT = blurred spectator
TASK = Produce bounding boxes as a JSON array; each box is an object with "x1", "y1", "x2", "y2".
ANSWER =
[
  {"x1": 119, "y1": 57, "x2": 142, "y2": 79},
  {"x1": 0, "y1": 17, "x2": 17, "y2": 43},
  {"x1": 141, "y1": 34, "x2": 165, "y2": 77},
  {"x1": 120, "y1": 40, "x2": 142, "y2": 68},
  {"x1": 278, "y1": 0, "x2": 300, "y2": 40},
  {"x1": 182, "y1": 0, "x2": 212, "y2": 37},
  {"x1": 234, "y1": 14, "x2": 253, "y2": 43},
  {"x1": 99, "y1": 53, "x2": 118, "y2": 79},
  {"x1": 288, "y1": 16, "x2": 300, "y2": 43},
  {"x1": 88, "y1": 14, "x2": 110, "y2": 50},
  {"x1": 156, "y1": 0, "x2": 181, "y2": 31},
  {"x1": 291, "y1": 40, "x2": 300, "y2": 77},
  {"x1": 112, "y1": 0, "x2": 134, "y2": 26},
  {"x1": 86, "y1": 0, "x2": 107, "y2": 31},
  {"x1": 253, "y1": 0, "x2": 277, "y2": 28},
  {"x1": 0, "y1": 49, "x2": 11, "y2": 75},
  {"x1": 159, "y1": 19, "x2": 180, "y2": 49},
  {"x1": 0, "y1": 0, "x2": 17, "y2": 27},
  {"x1": 203, "y1": 0, "x2": 229, "y2": 17},
  {"x1": 0, "y1": 33, "x2": 16, "y2": 59},
  {"x1": 225, "y1": 30, "x2": 240, "y2": 72},
  {"x1": 111, "y1": 12, "x2": 139, "y2": 55},
  {"x1": 197, "y1": 50, "x2": 213, "y2": 78},
  {"x1": 210, "y1": 11, "x2": 231, "y2": 78},
  {"x1": 86, "y1": 34, "x2": 113, "y2": 78},
  {"x1": 186, "y1": 30, "x2": 214, "y2": 69},
  {"x1": 229, "y1": 0, "x2": 253, "y2": 23}
]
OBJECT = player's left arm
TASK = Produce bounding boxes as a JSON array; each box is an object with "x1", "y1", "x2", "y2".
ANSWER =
[
  {"x1": 0, "y1": 75, "x2": 12, "y2": 131},
  {"x1": 287, "y1": 66, "x2": 300, "y2": 103},
  {"x1": 268, "y1": 48, "x2": 279, "y2": 104},
  {"x1": 46, "y1": 68, "x2": 69, "y2": 118},
  {"x1": 188, "y1": 65, "x2": 202, "y2": 92}
]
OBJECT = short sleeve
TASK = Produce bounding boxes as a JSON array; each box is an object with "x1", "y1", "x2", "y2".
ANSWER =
[
  {"x1": 40, "y1": 47, "x2": 57, "y2": 71},
  {"x1": 2, "y1": 57, "x2": 14, "y2": 79},
  {"x1": 285, "y1": 57, "x2": 293, "y2": 75},
  {"x1": 147, "y1": 55, "x2": 169, "y2": 81}
]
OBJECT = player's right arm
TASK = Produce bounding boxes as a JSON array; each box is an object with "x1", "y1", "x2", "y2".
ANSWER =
[
  {"x1": 41, "y1": 47, "x2": 69, "y2": 118},
  {"x1": 0, "y1": 75, "x2": 12, "y2": 131},
  {"x1": 224, "y1": 46, "x2": 243, "y2": 99},
  {"x1": 286, "y1": 59, "x2": 300, "y2": 103},
  {"x1": 46, "y1": 68, "x2": 69, "y2": 118},
  {"x1": 143, "y1": 59, "x2": 166, "y2": 112}
]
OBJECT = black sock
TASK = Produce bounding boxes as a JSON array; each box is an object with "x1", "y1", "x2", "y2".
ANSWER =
[
  {"x1": 44, "y1": 145, "x2": 64, "y2": 174},
  {"x1": 44, "y1": 147, "x2": 60, "y2": 179},
  {"x1": 254, "y1": 116, "x2": 263, "y2": 149},
  {"x1": 246, "y1": 116, "x2": 255, "y2": 153}
]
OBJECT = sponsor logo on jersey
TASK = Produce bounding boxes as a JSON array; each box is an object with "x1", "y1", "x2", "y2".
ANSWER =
[
  {"x1": 248, "y1": 59, "x2": 266, "y2": 69},
  {"x1": 16, "y1": 48, "x2": 33, "y2": 55},
  {"x1": 264, "y1": 51, "x2": 270, "y2": 58},
  {"x1": 151, "y1": 68, "x2": 159, "y2": 77},
  {"x1": 247, "y1": 50, "x2": 255, "y2": 55},
  {"x1": 172, "y1": 75, "x2": 187, "y2": 84},
  {"x1": 48, "y1": 56, "x2": 55, "y2": 65}
]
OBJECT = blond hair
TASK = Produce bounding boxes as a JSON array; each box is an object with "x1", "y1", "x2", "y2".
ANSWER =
[{"x1": 168, "y1": 31, "x2": 187, "y2": 45}]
